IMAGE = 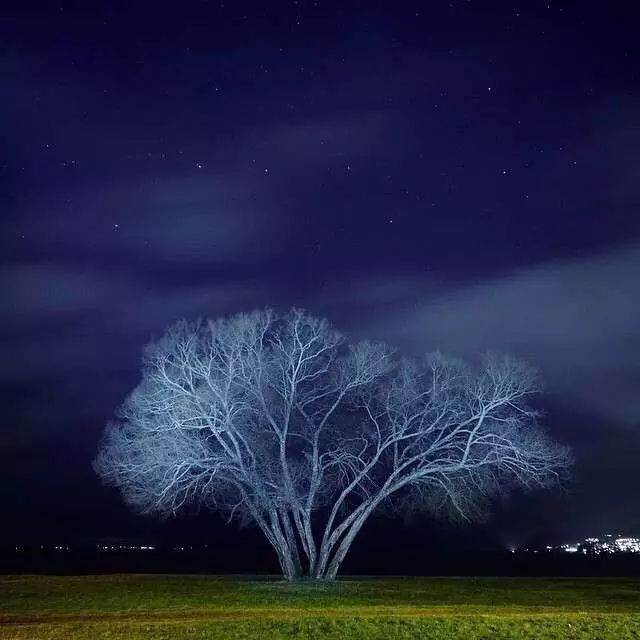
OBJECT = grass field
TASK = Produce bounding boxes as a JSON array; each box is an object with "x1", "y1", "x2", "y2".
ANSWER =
[{"x1": 1, "y1": 574, "x2": 640, "y2": 639}]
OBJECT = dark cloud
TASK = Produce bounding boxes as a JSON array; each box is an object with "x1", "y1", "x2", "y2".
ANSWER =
[
  {"x1": 6, "y1": 175, "x2": 281, "y2": 264},
  {"x1": 319, "y1": 243, "x2": 640, "y2": 428},
  {"x1": 0, "y1": 264, "x2": 266, "y2": 379}
]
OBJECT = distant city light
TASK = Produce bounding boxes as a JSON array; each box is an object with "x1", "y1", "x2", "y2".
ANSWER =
[
  {"x1": 514, "y1": 534, "x2": 640, "y2": 555},
  {"x1": 97, "y1": 544, "x2": 157, "y2": 552},
  {"x1": 9, "y1": 541, "x2": 200, "y2": 554}
]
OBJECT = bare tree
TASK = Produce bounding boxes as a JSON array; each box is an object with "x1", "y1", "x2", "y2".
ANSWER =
[{"x1": 94, "y1": 308, "x2": 570, "y2": 580}]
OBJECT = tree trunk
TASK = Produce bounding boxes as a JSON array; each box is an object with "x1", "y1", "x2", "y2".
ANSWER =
[
  {"x1": 323, "y1": 517, "x2": 365, "y2": 580},
  {"x1": 317, "y1": 499, "x2": 382, "y2": 580},
  {"x1": 279, "y1": 508, "x2": 303, "y2": 577},
  {"x1": 268, "y1": 509, "x2": 300, "y2": 581},
  {"x1": 258, "y1": 503, "x2": 377, "y2": 581}
]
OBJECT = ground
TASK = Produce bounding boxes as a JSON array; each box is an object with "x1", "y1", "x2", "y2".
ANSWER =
[{"x1": 1, "y1": 575, "x2": 639, "y2": 639}]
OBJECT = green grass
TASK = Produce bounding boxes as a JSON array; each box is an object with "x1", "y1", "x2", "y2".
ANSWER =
[{"x1": 1, "y1": 575, "x2": 640, "y2": 639}]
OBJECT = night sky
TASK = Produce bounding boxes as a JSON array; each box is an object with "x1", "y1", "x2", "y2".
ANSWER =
[{"x1": 2, "y1": 1, "x2": 640, "y2": 561}]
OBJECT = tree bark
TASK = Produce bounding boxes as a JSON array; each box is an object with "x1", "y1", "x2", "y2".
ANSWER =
[
  {"x1": 279, "y1": 508, "x2": 303, "y2": 578},
  {"x1": 268, "y1": 509, "x2": 299, "y2": 580}
]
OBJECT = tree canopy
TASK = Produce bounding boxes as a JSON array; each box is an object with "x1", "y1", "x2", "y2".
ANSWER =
[{"x1": 95, "y1": 308, "x2": 570, "y2": 580}]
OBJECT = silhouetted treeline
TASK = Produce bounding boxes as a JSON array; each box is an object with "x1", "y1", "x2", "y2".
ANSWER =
[{"x1": 2, "y1": 545, "x2": 640, "y2": 576}]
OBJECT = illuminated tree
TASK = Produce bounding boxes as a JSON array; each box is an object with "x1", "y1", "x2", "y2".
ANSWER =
[{"x1": 94, "y1": 308, "x2": 570, "y2": 580}]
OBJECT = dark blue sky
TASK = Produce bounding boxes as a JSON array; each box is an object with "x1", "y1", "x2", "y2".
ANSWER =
[{"x1": 1, "y1": 1, "x2": 639, "y2": 554}]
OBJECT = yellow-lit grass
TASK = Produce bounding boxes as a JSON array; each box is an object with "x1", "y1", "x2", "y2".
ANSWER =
[{"x1": 1, "y1": 575, "x2": 639, "y2": 639}]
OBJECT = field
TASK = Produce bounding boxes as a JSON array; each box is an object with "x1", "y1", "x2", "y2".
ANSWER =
[{"x1": 1, "y1": 575, "x2": 640, "y2": 639}]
